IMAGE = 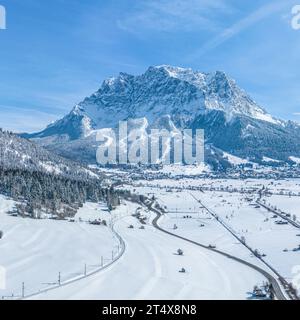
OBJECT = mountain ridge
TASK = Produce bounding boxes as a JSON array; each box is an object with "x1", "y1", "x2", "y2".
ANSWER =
[
  {"x1": 24, "y1": 65, "x2": 300, "y2": 169},
  {"x1": 1, "y1": 128, "x2": 99, "y2": 179}
]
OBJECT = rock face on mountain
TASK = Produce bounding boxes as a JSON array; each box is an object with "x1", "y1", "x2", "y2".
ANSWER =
[{"x1": 24, "y1": 65, "x2": 300, "y2": 168}]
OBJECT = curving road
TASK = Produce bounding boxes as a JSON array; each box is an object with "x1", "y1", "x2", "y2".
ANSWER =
[
  {"x1": 148, "y1": 202, "x2": 288, "y2": 300},
  {"x1": 28, "y1": 203, "x2": 268, "y2": 300}
]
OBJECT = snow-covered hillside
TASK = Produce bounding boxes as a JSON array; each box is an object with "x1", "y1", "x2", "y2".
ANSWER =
[
  {"x1": 0, "y1": 129, "x2": 97, "y2": 180},
  {"x1": 0, "y1": 196, "x2": 118, "y2": 298}
]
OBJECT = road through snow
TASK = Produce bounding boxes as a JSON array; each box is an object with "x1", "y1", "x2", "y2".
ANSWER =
[{"x1": 29, "y1": 205, "x2": 265, "y2": 300}]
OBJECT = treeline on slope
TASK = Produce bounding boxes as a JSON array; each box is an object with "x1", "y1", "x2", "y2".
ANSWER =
[
  {"x1": 0, "y1": 129, "x2": 148, "y2": 218},
  {"x1": 0, "y1": 128, "x2": 100, "y2": 181},
  {"x1": 0, "y1": 167, "x2": 122, "y2": 219}
]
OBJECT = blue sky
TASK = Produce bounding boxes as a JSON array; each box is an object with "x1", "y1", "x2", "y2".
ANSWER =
[{"x1": 0, "y1": 0, "x2": 300, "y2": 132}]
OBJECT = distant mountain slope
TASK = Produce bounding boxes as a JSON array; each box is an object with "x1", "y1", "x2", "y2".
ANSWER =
[
  {"x1": 0, "y1": 129, "x2": 118, "y2": 219},
  {"x1": 24, "y1": 65, "x2": 300, "y2": 168},
  {"x1": 0, "y1": 129, "x2": 97, "y2": 179}
]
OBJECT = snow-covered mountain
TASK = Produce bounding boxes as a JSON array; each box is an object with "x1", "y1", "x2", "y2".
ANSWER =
[
  {"x1": 0, "y1": 129, "x2": 97, "y2": 179},
  {"x1": 0, "y1": 129, "x2": 110, "y2": 222},
  {"x1": 25, "y1": 65, "x2": 300, "y2": 168}
]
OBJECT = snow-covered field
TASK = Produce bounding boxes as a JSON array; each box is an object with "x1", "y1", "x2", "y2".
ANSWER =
[
  {"x1": 29, "y1": 203, "x2": 265, "y2": 300},
  {"x1": 192, "y1": 191, "x2": 300, "y2": 280},
  {"x1": 127, "y1": 179, "x2": 300, "y2": 287},
  {"x1": 267, "y1": 194, "x2": 300, "y2": 222},
  {"x1": 128, "y1": 186, "x2": 271, "y2": 269},
  {"x1": 2, "y1": 176, "x2": 300, "y2": 300},
  {"x1": 0, "y1": 194, "x2": 267, "y2": 300},
  {"x1": 132, "y1": 178, "x2": 300, "y2": 195},
  {"x1": 0, "y1": 196, "x2": 118, "y2": 299}
]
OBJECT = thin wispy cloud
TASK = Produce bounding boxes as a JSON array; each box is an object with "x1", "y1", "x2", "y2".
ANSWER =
[
  {"x1": 1, "y1": 0, "x2": 300, "y2": 131},
  {"x1": 0, "y1": 105, "x2": 59, "y2": 133},
  {"x1": 117, "y1": 0, "x2": 233, "y2": 33},
  {"x1": 187, "y1": 0, "x2": 295, "y2": 60},
  {"x1": 29, "y1": 91, "x2": 93, "y2": 112}
]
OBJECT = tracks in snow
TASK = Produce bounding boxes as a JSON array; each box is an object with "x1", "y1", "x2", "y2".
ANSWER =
[
  {"x1": 21, "y1": 197, "x2": 287, "y2": 300},
  {"x1": 146, "y1": 201, "x2": 288, "y2": 300},
  {"x1": 21, "y1": 220, "x2": 126, "y2": 300}
]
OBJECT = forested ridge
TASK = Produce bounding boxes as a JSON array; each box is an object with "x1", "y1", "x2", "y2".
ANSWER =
[{"x1": 0, "y1": 129, "x2": 121, "y2": 218}]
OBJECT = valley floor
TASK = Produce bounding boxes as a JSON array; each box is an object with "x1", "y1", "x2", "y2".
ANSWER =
[
  {"x1": 28, "y1": 203, "x2": 265, "y2": 300},
  {"x1": 0, "y1": 197, "x2": 118, "y2": 299},
  {"x1": 1, "y1": 177, "x2": 299, "y2": 299},
  {"x1": 128, "y1": 178, "x2": 300, "y2": 295}
]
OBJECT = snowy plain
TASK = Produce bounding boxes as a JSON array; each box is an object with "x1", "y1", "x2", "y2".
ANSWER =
[
  {"x1": 267, "y1": 194, "x2": 300, "y2": 222},
  {"x1": 1, "y1": 176, "x2": 299, "y2": 300},
  {"x1": 28, "y1": 201, "x2": 265, "y2": 300},
  {"x1": 0, "y1": 197, "x2": 118, "y2": 298},
  {"x1": 0, "y1": 195, "x2": 267, "y2": 300},
  {"x1": 128, "y1": 178, "x2": 300, "y2": 286}
]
